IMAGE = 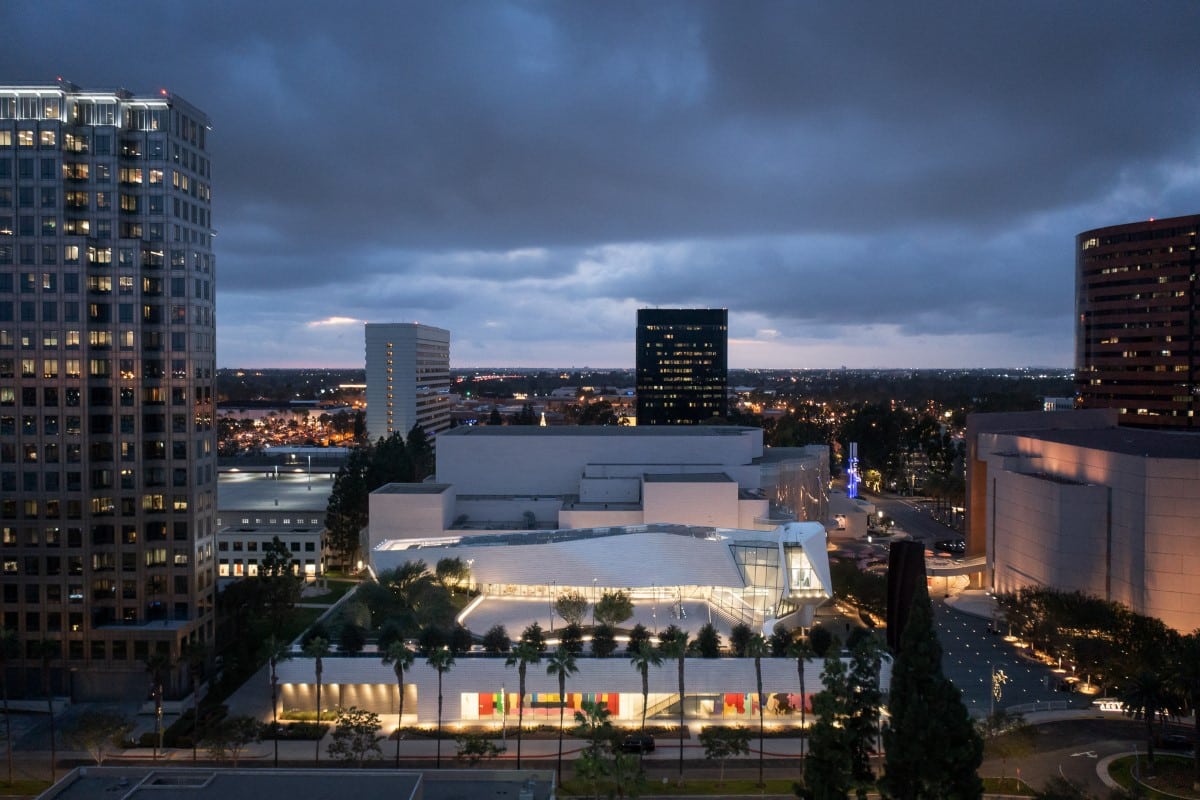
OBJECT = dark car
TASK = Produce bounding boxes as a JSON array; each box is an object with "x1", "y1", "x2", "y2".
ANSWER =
[
  {"x1": 1158, "y1": 733, "x2": 1192, "y2": 751},
  {"x1": 620, "y1": 734, "x2": 655, "y2": 754},
  {"x1": 934, "y1": 538, "x2": 966, "y2": 555}
]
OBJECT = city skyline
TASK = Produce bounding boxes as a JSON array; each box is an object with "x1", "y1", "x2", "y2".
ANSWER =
[{"x1": 4, "y1": 2, "x2": 1200, "y2": 368}]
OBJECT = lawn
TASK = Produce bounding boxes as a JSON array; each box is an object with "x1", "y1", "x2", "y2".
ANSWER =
[
  {"x1": 0, "y1": 779, "x2": 52, "y2": 796},
  {"x1": 981, "y1": 776, "x2": 1035, "y2": 796},
  {"x1": 1109, "y1": 754, "x2": 1199, "y2": 799}
]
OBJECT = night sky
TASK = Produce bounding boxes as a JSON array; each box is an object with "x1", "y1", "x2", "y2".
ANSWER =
[{"x1": 5, "y1": 2, "x2": 1200, "y2": 369}]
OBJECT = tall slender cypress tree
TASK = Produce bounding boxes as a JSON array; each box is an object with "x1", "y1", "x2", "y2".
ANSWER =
[{"x1": 880, "y1": 583, "x2": 982, "y2": 800}]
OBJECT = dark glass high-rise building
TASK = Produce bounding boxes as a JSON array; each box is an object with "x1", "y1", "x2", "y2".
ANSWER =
[
  {"x1": 1076, "y1": 214, "x2": 1198, "y2": 430},
  {"x1": 636, "y1": 308, "x2": 728, "y2": 425},
  {"x1": 1, "y1": 81, "x2": 216, "y2": 699}
]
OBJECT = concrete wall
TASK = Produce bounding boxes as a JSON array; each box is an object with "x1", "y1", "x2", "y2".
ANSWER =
[
  {"x1": 982, "y1": 430, "x2": 1200, "y2": 633},
  {"x1": 368, "y1": 487, "x2": 454, "y2": 547},
  {"x1": 643, "y1": 481, "x2": 740, "y2": 528},
  {"x1": 435, "y1": 428, "x2": 763, "y2": 496}
]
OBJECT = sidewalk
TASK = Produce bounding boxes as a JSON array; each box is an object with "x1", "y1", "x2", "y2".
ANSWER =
[{"x1": 943, "y1": 589, "x2": 998, "y2": 621}]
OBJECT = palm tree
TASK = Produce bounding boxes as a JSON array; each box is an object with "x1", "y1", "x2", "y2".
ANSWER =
[
  {"x1": 545, "y1": 646, "x2": 579, "y2": 785},
  {"x1": 34, "y1": 639, "x2": 61, "y2": 782},
  {"x1": 261, "y1": 636, "x2": 291, "y2": 768},
  {"x1": 505, "y1": 641, "x2": 542, "y2": 768},
  {"x1": 746, "y1": 634, "x2": 769, "y2": 788},
  {"x1": 0, "y1": 627, "x2": 18, "y2": 785},
  {"x1": 787, "y1": 636, "x2": 815, "y2": 765},
  {"x1": 629, "y1": 641, "x2": 663, "y2": 735},
  {"x1": 658, "y1": 629, "x2": 690, "y2": 783},
  {"x1": 180, "y1": 641, "x2": 209, "y2": 763},
  {"x1": 426, "y1": 647, "x2": 455, "y2": 769},
  {"x1": 1120, "y1": 670, "x2": 1180, "y2": 769},
  {"x1": 381, "y1": 640, "x2": 414, "y2": 768},
  {"x1": 303, "y1": 636, "x2": 330, "y2": 765}
]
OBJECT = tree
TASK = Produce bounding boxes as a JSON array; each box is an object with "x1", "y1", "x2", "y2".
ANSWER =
[
  {"x1": 695, "y1": 623, "x2": 722, "y2": 658},
  {"x1": 260, "y1": 535, "x2": 302, "y2": 634},
  {"x1": 626, "y1": 623, "x2": 653, "y2": 656},
  {"x1": 809, "y1": 625, "x2": 835, "y2": 658},
  {"x1": 426, "y1": 647, "x2": 456, "y2": 769},
  {"x1": 143, "y1": 649, "x2": 171, "y2": 762},
  {"x1": 546, "y1": 647, "x2": 580, "y2": 785},
  {"x1": 770, "y1": 624, "x2": 793, "y2": 657},
  {"x1": 747, "y1": 634, "x2": 769, "y2": 788},
  {"x1": 435, "y1": 557, "x2": 471, "y2": 595},
  {"x1": 203, "y1": 715, "x2": 262, "y2": 767},
  {"x1": 482, "y1": 625, "x2": 511, "y2": 654},
  {"x1": 181, "y1": 640, "x2": 209, "y2": 763},
  {"x1": 1169, "y1": 631, "x2": 1200, "y2": 788},
  {"x1": 325, "y1": 445, "x2": 374, "y2": 564},
  {"x1": 700, "y1": 726, "x2": 750, "y2": 786},
  {"x1": 328, "y1": 706, "x2": 384, "y2": 766},
  {"x1": 404, "y1": 423, "x2": 434, "y2": 481},
  {"x1": 505, "y1": 641, "x2": 541, "y2": 769},
  {"x1": 555, "y1": 591, "x2": 589, "y2": 626},
  {"x1": 591, "y1": 624, "x2": 618, "y2": 658},
  {"x1": 573, "y1": 700, "x2": 618, "y2": 799},
  {"x1": 804, "y1": 655, "x2": 853, "y2": 800},
  {"x1": 63, "y1": 710, "x2": 133, "y2": 766},
  {"x1": 455, "y1": 732, "x2": 505, "y2": 766},
  {"x1": 519, "y1": 622, "x2": 548, "y2": 655},
  {"x1": 845, "y1": 636, "x2": 884, "y2": 798},
  {"x1": 659, "y1": 629, "x2": 690, "y2": 783},
  {"x1": 261, "y1": 635, "x2": 291, "y2": 768},
  {"x1": 980, "y1": 711, "x2": 1036, "y2": 793},
  {"x1": 788, "y1": 637, "x2": 816, "y2": 765},
  {"x1": 559, "y1": 622, "x2": 585, "y2": 657},
  {"x1": 0, "y1": 627, "x2": 17, "y2": 784},
  {"x1": 730, "y1": 623, "x2": 753, "y2": 657},
  {"x1": 629, "y1": 642, "x2": 663, "y2": 737},
  {"x1": 881, "y1": 582, "x2": 983, "y2": 800},
  {"x1": 303, "y1": 636, "x2": 331, "y2": 766},
  {"x1": 594, "y1": 590, "x2": 633, "y2": 627},
  {"x1": 339, "y1": 622, "x2": 367, "y2": 655},
  {"x1": 1120, "y1": 670, "x2": 1180, "y2": 769},
  {"x1": 381, "y1": 640, "x2": 415, "y2": 768},
  {"x1": 488, "y1": 407, "x2": 504, "y2": 425}
]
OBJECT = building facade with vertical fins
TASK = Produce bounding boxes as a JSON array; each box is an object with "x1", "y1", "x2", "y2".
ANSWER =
[
  {"x1": 0, "y1": 81, "x2": 216, "y2": 699},
  {"x1": 1076, "y1": 214, "x2": 1199, "y2": 429},
  {"x1": 364, "y1": 323, "x2": 451, "y2": 444},
  {"x1": 635, "y1": 308, "x2": 728, "y2": 425}
]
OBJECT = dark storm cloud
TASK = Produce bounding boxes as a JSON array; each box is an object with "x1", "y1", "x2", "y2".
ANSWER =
[{"x1": 3, "y1": 1, "x2": 1199, "y2": 366}]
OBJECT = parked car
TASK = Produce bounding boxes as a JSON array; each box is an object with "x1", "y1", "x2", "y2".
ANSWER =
[
  {"x1": 620, "y1": 734, "x2": 655, "y2": 754},
  {"x1": 934, "y1": 538, "x2": 966, "y2": 555},
  {"x1": 1158, "y1": 733, "x2": 1192, "y2": 751}
]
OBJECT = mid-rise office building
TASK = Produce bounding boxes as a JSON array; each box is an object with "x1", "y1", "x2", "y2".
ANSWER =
[
  {"x1": 364, "y1": 323, "x2": 450, "y2": 443},
  {"x1": 636, "y1": 308, "x2": 728, "y2": 425},
  {"x1": 1076, "y1": 214, "x2": 1199, "y2": 429},
  {"x1": 0, "y1": 81, "x2": 216, "y2": 700}
]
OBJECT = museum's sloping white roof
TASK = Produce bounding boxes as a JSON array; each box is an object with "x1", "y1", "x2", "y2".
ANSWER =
[
  {"x1": 376, "y1": 529, "x2": 756, "y2": 588},
  {"x1": 375, "y1": 523, "x2": 833, "y2": 591}
]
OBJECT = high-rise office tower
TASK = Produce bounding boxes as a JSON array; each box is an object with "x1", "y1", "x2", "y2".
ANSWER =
[
  {"x1": 636, "y1": 308, "x2": 728, "y2": 425},
  {"x1": 364, "y1": 323, "x2": 451, "y2": 443},
  {"x1": 0, "y1": 81, "x2": 216, "y2": 700},
  {"x1": 1076, "y1": 214, "x2": 1199, "y2": 430}
]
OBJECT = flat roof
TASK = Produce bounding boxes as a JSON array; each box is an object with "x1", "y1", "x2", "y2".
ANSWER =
[
  {"x1": 1007, "y1": 426, "x2": 1200, "y2": 459},
  {"x1": 441, "y1": 425, "x2": 755, "y2": 438},
  {"x1": 643, "y1": 472, "x2": 734, "y2": 483},
  {"x1": 217, "y1": 472, "x2": 335, "y2": 511},
  {"x1": 374, "y1": 483, "x2": 453, "y2": 495}
]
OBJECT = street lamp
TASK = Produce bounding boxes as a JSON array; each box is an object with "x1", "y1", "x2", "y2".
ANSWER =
[
  {"x1": 549, "y1": 580, "x2": 556, "y2": 631},
  {"x1": 592, "y1": 578, "x2": 598, "y2": 628}
]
